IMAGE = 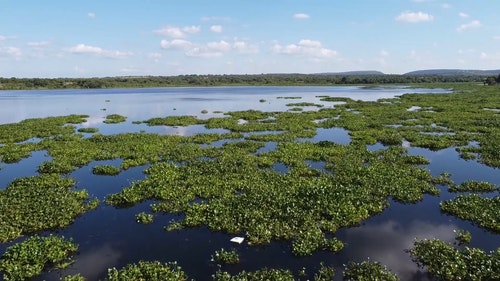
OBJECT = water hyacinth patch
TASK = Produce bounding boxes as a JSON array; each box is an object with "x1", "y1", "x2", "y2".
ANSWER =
[
  {"x1": 105, "y1": 261, "x2": 188, "y2": 281},
  {"x1": 211, "y1": 248, "x2": 239, "y2": 265},
  {"x1": 0, "y1": 235, "x2": 78, "y2": 281},
  {"x1": 103, "y1": 114, "x2": 127, "y2": 124},
  {"x1": 343, "y1": 260, "x2": 398, "y2": 281},
  {"x1": 92, "y1": 164, "x2": 121, "y2": 176},
  {"x1": 409, "y1": 238, "x2": 500, "y2": 281},
  {"x1": 440, "y1": 194, "x2": 500, "y2": 232},
  {"x1": 0, "y1": 174, "x2": 98, "y2": 242}
]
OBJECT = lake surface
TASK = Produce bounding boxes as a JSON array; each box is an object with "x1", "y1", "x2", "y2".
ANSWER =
[{"x1": 0, "y1": 86, "x2": 498, "y2": 281}]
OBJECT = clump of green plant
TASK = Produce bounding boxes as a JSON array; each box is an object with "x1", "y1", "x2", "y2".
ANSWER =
[
  {"x1": 449, "y1": 180, "x2": 497, "y2": 193},
  {"x1": 286, "y1": 102, "x2": 324, "y2": 108},
  {"x1": 211, "y1": 248, "x2": 239, "y2": 264},
  {"x1": 314, "y1": 263, "x2": 335, "y2": 281},
  {"x1": 0, "y1": 235, "x2": 78, "y2": 281},
  {"x1": 63, "y1": 273, "x2": 86, "y2": 281},
  {"x1": 144, "y1": 115, "x2": 201, "y2": 126},
  {"x1": 201, "y1": 109, "x2": 209, "y2": 114},
  {"x1": 213, "y1": 268, "x2": 295, "y2": 281},
  {"x1": 454, "y1": 229, "x2": 472, "y2": 245},
  {"x1": 410, "y1": 238, "x2": 500, "y2": 281},
  {"x1": 440, "y1": 194, "x2": 500, "y2": 232},
  {"x1": 0, "y1": 174, "x2": 98, "y2": 242},
  {"x1": 343, "y1": 260, "x2": 398, "y2": 281},
  {"x1": 77, "y1": 127, "x2": 99, "y2": 133},
  {"x1": 103, "y1": 114, "x2": 127, "y2": 124},
  {"x1": 135, "y1": 212, "x2": 154, "y2": 224},
  {"x1": 105, "y1": 261, "x2": 188, "y2": 281},
  {"x1": 93, "y1": 165, "x2": 121, "y2": 176},
  {"x1": 259, "y1": 99, "x2": 266, "y2": 103}
]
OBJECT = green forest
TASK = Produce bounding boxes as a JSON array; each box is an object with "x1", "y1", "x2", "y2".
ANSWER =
[{"x1": 1, "y1": 73, "x2": 499, "y2": 90}]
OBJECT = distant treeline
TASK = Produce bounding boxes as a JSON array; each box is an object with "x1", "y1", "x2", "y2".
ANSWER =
[{"x1": 0, "y1": 73, "x2": 494, "y2": 90}]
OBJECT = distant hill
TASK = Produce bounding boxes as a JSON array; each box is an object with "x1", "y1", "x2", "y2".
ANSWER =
[
  {"x1": 317, "y1": 70, "x2": 385, "y2": 76},
  {"x1": 404, "y1": 69, "x2": 500, "y2": 76}
]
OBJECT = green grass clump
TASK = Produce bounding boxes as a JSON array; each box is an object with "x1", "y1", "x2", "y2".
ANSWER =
[
  {"x1": 213, "y1": 268, "x2": 295, "y2": 281},
  {"x1": 103, "y1": 114, "x2": 127, "y2": 124},
  {"x1": 410, "y1": 238, "x2": 500, "y2": 281},
  {"x1": 343, "y1": 260, "x2": 398, "y2": 281},
  {"x1": 135, "y1": 212, "x2": 154, "y2": 224},
  {"x1": 0, "y1": 174, "x2": 98, "y2": 242},
  {"x1": 144, "y1": 115, "x2": 201, "y2": 126},
  {"x1": 77, "y1": 127, "x2": 99, "y2": 133},
  {"x1": 0, "y1": 235, "x2": 78, "y2": 281},
  {"x1": 212, "y1": 248, "x2": 239, "y2": 264},
  {"x1": 440, "y1": 194, "x2": 500, "y2": 232},
  {"x1": 449, "y1": 180, "x2": 497, "y2": 193},
  {"x1": 93, "y1": 165, "x2": 121, "y2": 176},
  {"x1": 105, "y1": 261, "x2": 188, "y2": 281}
]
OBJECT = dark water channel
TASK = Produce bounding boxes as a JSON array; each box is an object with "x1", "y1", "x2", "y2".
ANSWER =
[{"x1": 1, "y1": 86, "x2": 498, "y2": 281}]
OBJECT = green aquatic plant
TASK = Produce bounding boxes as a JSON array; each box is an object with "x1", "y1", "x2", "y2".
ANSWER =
[
  {"x1": 103, "y1": 114, "x2": 127, "y2": 124},
  {"x1": 440, "y1": 194, "x2": 500, "y2": 232},
  {"x1": 211, "y1": 248, "x2": 239, "y2": 264},
  {"x1": 343, "y1": 260, "x2": 398, "y2": 281},
  {"x1": 77, "y1": 127, "x2": 99, "y2": 133},
  {"x1": 454, "y1": 229, "x2": 472, "y2": 245},
  {"x1": 144, "y1": 115, "x2": 201, "y2": 126},
  {"x1": 136, "y1": 212, "x2": 154, "y2": 224},
  {"x1": 105, "y1": 261, "x2": 188, "y2": 281},
  {"x1": 410, "y1": 238, "x2": 500, "y2": 281},
  {"x1": 449, "y1": 180, "x2": 497, "y2": 193},
  {"x1": 213, "y1": 268, "x2": 295, "y2": 281},
  {"x1": 92, "y1": 164, "x2": 121, "y2": 176},
  {"x1": 0, "y1": 235, "x2": 78, "y2": 281},
  {"x1": 0, "y1": 174, "x2": 98, "y2": 242}
]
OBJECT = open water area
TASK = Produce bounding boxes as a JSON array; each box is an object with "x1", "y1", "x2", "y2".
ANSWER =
[{"x1": 0, "y1": 86, "x2": 498, "y2": 281}]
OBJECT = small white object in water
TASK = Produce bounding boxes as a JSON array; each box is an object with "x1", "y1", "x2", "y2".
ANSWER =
[{"x1": 230, "y1": 237, "x2": 244, "y2": 244}]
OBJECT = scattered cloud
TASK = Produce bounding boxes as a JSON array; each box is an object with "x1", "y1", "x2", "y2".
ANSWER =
[
  {"x1": 233, "y1": 41, "x2": 259, "y2": 54},
  {"x1": 27, "y1": 41, "x2": 50, "y2": 47},
  {"x1": 395, "y1": 11, "x2": 434, "y2": 23},
  {"x1": 155, "y1": 25, "x2": 200, "y2": 38},
  {"x1": 0, "y1": 46, "x2": 22, "y2": 58},
  {"x1": 411, "y1": 0, "x2": 433, "y2": 2},
  {"x1": 293, "y1": 13, "x2": 310, "y2": 20},
  {"x1": 87, "y1": 12, "x2": 96, "y2": 18},
  {"x1": 272, "y1": 39, "x2": 337, "y2": 59},
  {"x1": 442, "y1": 3, "x2": 451, "y2": 9},
  {"x1": 210, "y1": 25, "x2": 223, "y2": 33},
  {"x1": 493, "y1": 35, "x2": 500, "y2": 40},
  {"x1": 380, "y1": 50, "x2": 390, "y2": 57},
  {"x1": 480, "y1": 52, "x2": 500, "y2": 61},
  {"x1": 160, "y1": 39, "x2": 193, "y2": 50},
  {"x1": 458, "y1": 12, "x2": 469, "y2": 18},
  {"x1": 456, "y1": 20, "x2": 481, "y2": 32},
  {"x1": 67, "y1": 44, "x2": 132, "y2": 59}
]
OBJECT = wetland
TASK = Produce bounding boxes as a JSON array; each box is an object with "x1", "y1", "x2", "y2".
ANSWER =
[{"x1": 0, "y1": 84, "x2": 499, "y2": 280}]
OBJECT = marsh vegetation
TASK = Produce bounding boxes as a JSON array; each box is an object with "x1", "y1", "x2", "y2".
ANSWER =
[{"x1": 0, "y1": 83, "x2": 498, "y2": 280}]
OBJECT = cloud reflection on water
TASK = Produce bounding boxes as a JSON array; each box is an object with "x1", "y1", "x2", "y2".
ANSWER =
[{"x1": 341, "y1": 220, "x2": 457, "y2": 281}]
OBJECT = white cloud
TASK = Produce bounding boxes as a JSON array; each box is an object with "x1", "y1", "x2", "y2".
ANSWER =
[
  {"x1": 293, "y1": 13, "x2": 310, "y2": 20},
  {"x1": 210, "y1": 25, "x2": 223, "y2": 33},
  {"x1": 0, "y1": 46, "x2": 22, "y2": 58},
  {"x1": 88, "y1": 12, "x2": 96, "y2": 18},
  {"x1": 411, "y1": 0, "x2": 433, "y2": 2},
  {"x1": 27, "y1": 41, "x2": 50, "y2": 47},
  {"x1": 493, "y1": 36, "x2": 500, "y2": 40},
  {"x1": 480, "y1": 52, "x2": 500, "y2": 61},
  {"x1": 458, "y1": 12, "x2": 469, "y2": 18},
  {"x1": 273, "y1": 39, "x2": 337, "y2": 59},
  {"x1": 395, "y1": 11, "x2": 434, "y2": 23},
  {"x1": 155, "y1": 25, "x2": 200, "y2": 38},
  {"x1": 380, "y1": 50, "x2": 390, "y2": 57},
  {"x1": 442, "y1": 3, "x2": 451, "y2": 9},
  {"x1": 160, "y1": 39, "x2": 193, "y2": 50},
  {"x1": 67, "y1": 44, "x2": 131, "y2": 59},
  {"x1": 182, "y1": 40, "x2": 232, "y2": 58},
  {"x1": 233, "y1": 41, "x2": 259, "y2": 54},
  {"x1": 456, "y1": 20, "x2": 481, "y2": 32},
  {"x1": 148, "y1": 52, "x2": 162, "y2": 59}
]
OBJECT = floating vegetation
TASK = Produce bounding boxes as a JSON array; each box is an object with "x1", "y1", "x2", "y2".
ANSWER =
[
  {"x1": 409, "y1": 238, "x2": 500, "y2": 281},
  {"x1": 135, "y1": 212, "x2": 154, "y2": 224},
  {"x1": 440, "y1": 194, "x2": 500, "y2": 232},
  {"x1": 454, "y1": 229, "x2": 472, "y2": 245},
  {"x1": 103, "y1": 114, "x2": 127, "y2": 124},
  {"x1": 105, "y1": 261, "x2": 188, "y2": 281},
  {"x1": 286, "y1": 102, "x2": 324, "y2": 108},
  {"x1": 0, "y1": 174, "x2": 98, "y2": 242},
  {"x1": 144, "y1": 115, "x2": 201, "y2": 126},
  {"x1": 0, "y1": 234, "x2": 78, "y2": 281},
  {"x1": 213, "y1": 268, "x2": 295, "y2": 281},
  {"x1": 211, "y1": 248, "x2": 239, "y2": 265},
  {"x1": 77, "y1": 127, "x2": 99, "y2": 133},
  {"x1": 343, "y1": 260, "x2": 398, "y2": 281},
  {"x1": 92, "y1": 164, "x2": 121, "y2": 176},
  {"x1": 449, "y1": 180, "x2": 497, "y2": 193},
  {"x1": 201, "y1": 109, "x2": 209, "y2": 114}
]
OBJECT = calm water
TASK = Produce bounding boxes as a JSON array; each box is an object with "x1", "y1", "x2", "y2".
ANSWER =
[{"x1": 0, "y1": 86, "x2": 498, "y2": 281}]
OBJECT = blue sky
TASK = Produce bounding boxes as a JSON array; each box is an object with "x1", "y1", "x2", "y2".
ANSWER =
[{"x1": 1, "y1": 0, "x2": 499, "y2": 78}]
